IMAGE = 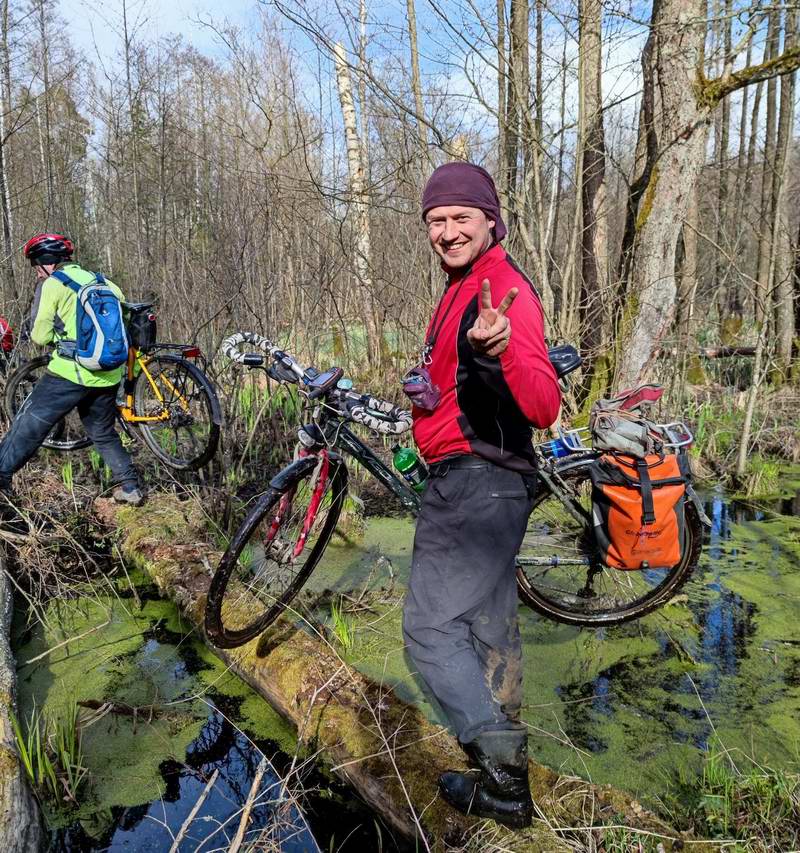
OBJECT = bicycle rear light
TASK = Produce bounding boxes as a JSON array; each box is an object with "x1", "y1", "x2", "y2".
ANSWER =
[{"x1": 182, "y1": 346, "x2": 202, "y2": 358}]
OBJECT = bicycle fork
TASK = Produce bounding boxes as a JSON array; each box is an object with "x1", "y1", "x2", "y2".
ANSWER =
[{"x1": 265, "y1": 450, "x2": 331, "y2": 562}]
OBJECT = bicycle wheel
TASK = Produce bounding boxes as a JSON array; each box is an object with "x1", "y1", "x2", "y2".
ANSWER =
[
  {"x1": 133, "y1": 354, "x2": 221, "y2": 470},
  {"x1": 205, "y1": 456, "x2": 348, "y2": 648},
  {"x1": 2, "y1": 355, "x2": 91, "y2": 450},
  {"x1": 516, "y1": 457, "x2": 702, "y2": 626}
]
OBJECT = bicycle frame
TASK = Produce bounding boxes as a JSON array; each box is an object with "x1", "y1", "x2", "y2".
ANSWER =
[
  {"x1": 336, "y1": 425, "x2": 421, "y2": 514},
  {"x1": 117, "y1": 345, "x2": 198, "y2": 424}
]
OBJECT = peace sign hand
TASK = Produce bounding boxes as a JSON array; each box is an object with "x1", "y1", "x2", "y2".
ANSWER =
[{"x1": 467, "y1": 279, "x2": 518, "y2": 357}]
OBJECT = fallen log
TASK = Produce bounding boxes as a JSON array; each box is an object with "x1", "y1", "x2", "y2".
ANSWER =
[
  {"x1": 0, "y1": 548, "x2": 42, "y2": 852},
  {"x1": 98, "y1": 495, "x2": 715, "y2": 852}
]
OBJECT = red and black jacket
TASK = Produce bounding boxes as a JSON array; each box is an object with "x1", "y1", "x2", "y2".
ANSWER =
[{"x1": 412, "y1": 244, "x2": 560, "y2": 473}]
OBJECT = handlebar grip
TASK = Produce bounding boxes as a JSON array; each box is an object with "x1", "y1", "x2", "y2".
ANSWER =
[
  {"x1": 346, "y1": 395, "x2": 413, "y2": 435},
  {"x1": 220, "y1": 331, "x2": 274, "y2": 365}
]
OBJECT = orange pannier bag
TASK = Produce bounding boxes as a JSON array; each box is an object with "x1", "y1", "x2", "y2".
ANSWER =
[{"x1": 589, "y1": 453, "x2": 688, "y2": 570}]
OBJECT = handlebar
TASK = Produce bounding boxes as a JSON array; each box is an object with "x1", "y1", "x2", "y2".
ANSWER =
[{"x1": 220, "y1": 331, "x2": 412, "y2": 435}]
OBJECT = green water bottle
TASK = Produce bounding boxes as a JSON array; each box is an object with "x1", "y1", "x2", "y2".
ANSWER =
[{"x1": 392, "y1": 445, "x2": 428, "y2": 492}]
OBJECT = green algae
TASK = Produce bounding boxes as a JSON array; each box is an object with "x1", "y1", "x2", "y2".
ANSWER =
[{"x1": 12, "y1": 589, "x2": 299, "y2": 835}]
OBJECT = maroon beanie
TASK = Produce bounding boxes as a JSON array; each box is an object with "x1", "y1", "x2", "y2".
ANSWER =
[{"x1": 421, "y1": 162, "x2": 507, "y2": 242}]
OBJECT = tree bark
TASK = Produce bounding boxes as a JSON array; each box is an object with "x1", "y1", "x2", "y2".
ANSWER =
[
  {"x1": 578, "y1": 0, "x2": 608, "y2": 362},
  {"x1": 754, "y1": 9, "x2": 780, "y2": 327},
  {"x1": 615, "y1": 0, "x2": 710, "y2": 386},
  {"x1": 0, "y1": 0, "x2": 13, "y2": 300},
  {"x1": 772, "y1": 9, "x2": 796, "y2": 377},
  {"x1": 614, "y1": 1, "x2": 800, "y2": 387},
  {"x1": 37, "y1": 0, "x2": 54, "y2": 224},
  {"x1": 712, "y1": 0, "x2": 732, "y2": 326},
  {"x1": 496, "y1": 0, "x2": 507, "y2": 219},
  {"x1": 333, "y1": 42, "x2": 382, "y2": 366},
  {"x1": 405, "y1": 0, "x2": 427, "y2": 162}
]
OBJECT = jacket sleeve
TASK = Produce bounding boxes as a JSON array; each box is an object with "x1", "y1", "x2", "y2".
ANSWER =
[
  {"x1": 30, "y1": 280, "x2": 58, "y2": 346},
  {"x1": 472, "y1": 279, "x2": 561, "y2": 429}
]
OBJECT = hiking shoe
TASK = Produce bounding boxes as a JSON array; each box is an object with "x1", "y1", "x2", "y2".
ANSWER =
[{"x1": 112, "y1": 485, "x2": 145, "y2": 506}]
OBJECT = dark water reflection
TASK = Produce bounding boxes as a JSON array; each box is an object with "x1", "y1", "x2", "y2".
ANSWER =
[
  {"x1": 51, "y1": 636, "x2": 407, "y2": 853},
  {"x1": 546, "y1": 490, "x2": 800, "y2": 772},
  {"x1": 56, "y1": 710, "x2": 317, "y2": 852}
]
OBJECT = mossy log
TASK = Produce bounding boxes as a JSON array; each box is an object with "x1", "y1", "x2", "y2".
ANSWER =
[
  {"x1": 0, "y1": 548, "x2": 42, "y2": 852},
  {"x1": 98, "y1": 495, "x2": 715, "y2": 852}
]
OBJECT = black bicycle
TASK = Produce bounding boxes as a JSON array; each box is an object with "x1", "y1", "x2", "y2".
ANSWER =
[
  {"x1": 204, "y1": 332, "x2": 703, "y2": 649},
  {"x1": 3, "y1": 306, "x2": 222, "y2": 470}
]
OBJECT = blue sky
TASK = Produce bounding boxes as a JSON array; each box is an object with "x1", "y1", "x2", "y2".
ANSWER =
[{"x1": 66, "y1": 0, "x2": 258, "y2": 63}]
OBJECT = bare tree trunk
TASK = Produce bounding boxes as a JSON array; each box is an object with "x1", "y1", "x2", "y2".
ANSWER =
[
  {"x1": 0, "y1": 0, "x2": 13, "y2": 299},
  {"x1": 772, "y1": 9, "x2": 796, "y2": 377},
  {"x1": 333, "y1": 42, "x2": 381, "y2": 366},
  {"x1": 578, "y1": 0, "x2": 608, "y2": 363},
  {"x1": 496, "y1": 0, "x2": 507, "y2": 218},
  {"x1": 37, "y1": 0, "x2": 54, "y2": 224},
  {"x1": 122, "y1": 0, "x2": 144, "y2": 270},
  {"x1": 675, "y1": 181, "x2": 702, "y2": 389},
  {"x1": 546, "y1": 30, "x2": 569, "y2": 291},
  {"x1": 713, "y1": 0, "x2": 732, "y2": 330},
  {"x1": 614, "y1": 0, "x2": 709, "y2": 386},
  {"x1": 613, "y1": 0, "x2": 800, "y2": 387},
  {"x1": 503, "y1": 0, "x2": 527, "y2": 227},
  {"x1": 405, "y1": 0, "x2": 427, "y2": 161},
  {"x1": 754, "y1": 9, "x2": 780, "y2": 327}
]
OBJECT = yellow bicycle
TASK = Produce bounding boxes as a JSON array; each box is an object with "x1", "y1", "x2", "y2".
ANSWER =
[{"x1": 3, "y1": 304, "x2": 222, "y2": 470}]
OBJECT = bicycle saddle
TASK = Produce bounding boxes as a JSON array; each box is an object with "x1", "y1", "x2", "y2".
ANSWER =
[
  {"x1": 123, "y1": 302, "x2": 154, "y2": 313},
  {"x1": 548, "y1": 344, "x2": 582, "y2": 378}
]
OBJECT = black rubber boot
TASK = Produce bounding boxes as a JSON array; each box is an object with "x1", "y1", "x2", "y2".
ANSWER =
[{"x1": 439, "y1": 726, "x2": 533, "y2": 829}]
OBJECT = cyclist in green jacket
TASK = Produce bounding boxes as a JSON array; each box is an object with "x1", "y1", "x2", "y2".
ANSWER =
[{"x1": 0, "y1": 234, "x2": 143, "y2": 514}]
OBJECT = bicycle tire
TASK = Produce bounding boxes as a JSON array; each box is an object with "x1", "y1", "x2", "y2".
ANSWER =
[
  {"x1": 2, "y1": 355, "x2": 92, "y2": 451},
  {"x1": 516, "y1": 456, "x2": 702, "y2": 626},
  {"x1": 133, "y1": 354, "x2": 222, "y2": 470},
  {"x1": 205, "y1": 457, "x2": 348, "y2": 648}
]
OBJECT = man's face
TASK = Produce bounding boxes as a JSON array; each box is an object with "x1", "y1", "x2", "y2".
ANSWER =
[
  {"x1": 425, "y1": 205, "x2": 495, "y2": 270},
  {"x1": 34, "y1": 264, "x2": 56, "y2": 281}
]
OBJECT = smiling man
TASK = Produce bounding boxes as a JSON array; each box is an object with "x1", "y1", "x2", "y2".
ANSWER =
[{"x1": 403, "y1": 162, "x2": 560, "y2": 828}]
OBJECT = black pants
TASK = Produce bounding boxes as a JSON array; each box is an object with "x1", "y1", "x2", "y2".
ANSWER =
[
  {"x1": 0, "y1": 372, "x2": 138, "y2": 492},
  {"x1": 403, "y1": 457, "x2": 535, "y2": 744}
]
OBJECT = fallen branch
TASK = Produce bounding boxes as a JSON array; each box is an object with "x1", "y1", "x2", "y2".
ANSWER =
[
  {"x1": 169, "y1": 768, "x2": 219, "y2": 853},
  {"x1": 228, "y1": 756, "x2": 268, "y2": 853}
]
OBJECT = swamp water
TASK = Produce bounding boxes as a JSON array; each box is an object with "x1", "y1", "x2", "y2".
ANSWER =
[
  {"x1": 299, "y1": 484, "x2": 800, "y2": 811},
  {"x1": 12, "y1": 483, "x2": 800, "y2": 849},
  {"x1": 13, "y1": 585, "x2": 398, "y2": 851}
]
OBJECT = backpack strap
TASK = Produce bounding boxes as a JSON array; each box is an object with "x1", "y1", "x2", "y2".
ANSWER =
[
  {"x1": 49, "y1": 269, "x2": 81, "y2": 295},
  {"x1": 636, "y1": 459, "x2": 656, "y2": 526}
]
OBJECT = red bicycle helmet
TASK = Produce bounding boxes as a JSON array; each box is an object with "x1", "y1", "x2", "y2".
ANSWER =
[{"x1": 23, "y1": 233, "x2": 74, "y2": 265}]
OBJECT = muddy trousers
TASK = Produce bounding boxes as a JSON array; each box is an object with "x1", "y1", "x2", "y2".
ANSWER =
[
  {"x1": 403, "y1": 457, "x2": 535, "y2": 744},
  {"x1": 0, "y1": 372, "x2": 138, "y2": 492}
]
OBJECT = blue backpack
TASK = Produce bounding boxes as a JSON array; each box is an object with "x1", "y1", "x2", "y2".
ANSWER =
[{"x1": 51, "y1": 270, "x2": 129, "y2": 371}]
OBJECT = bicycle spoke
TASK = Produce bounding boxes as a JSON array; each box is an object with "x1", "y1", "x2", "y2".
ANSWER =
[
  {"x1": 134, "y1": 355, "x2": 218, "y2": 468},
  {"x1": 217, "y1": 468, "x2": 346, "y2": 635}
]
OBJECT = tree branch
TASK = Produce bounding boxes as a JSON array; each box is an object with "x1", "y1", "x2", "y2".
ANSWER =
[{"x1": 699, "y1": 44, "x2": 800, "y2": 107}]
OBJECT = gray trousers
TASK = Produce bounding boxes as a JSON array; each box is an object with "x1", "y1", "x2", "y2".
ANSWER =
[
  {"x1": 0, "y1": 372, "x2": 138, "y2": 492},
  {"x1": 403, "y1": 457, "x2": 535, "y2": 744}
]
